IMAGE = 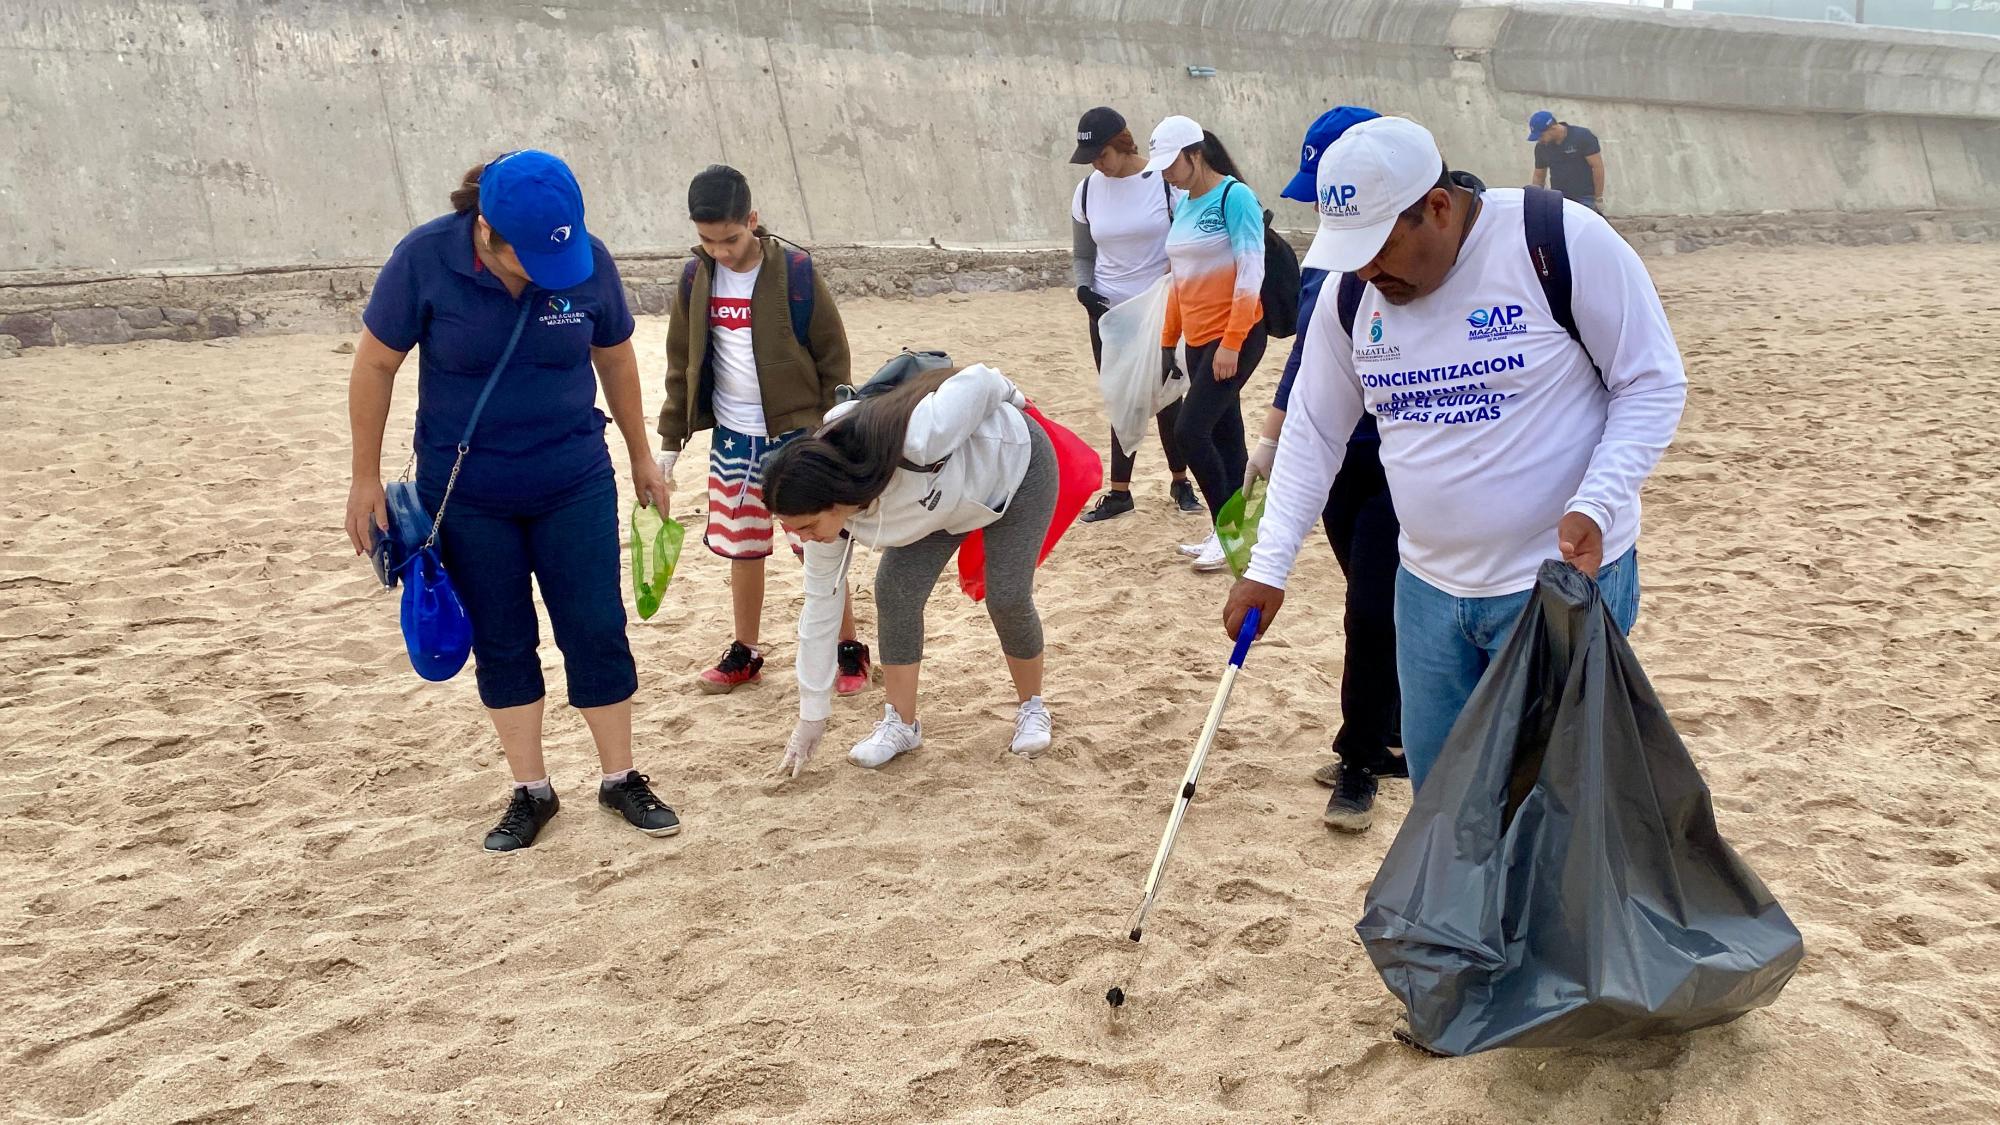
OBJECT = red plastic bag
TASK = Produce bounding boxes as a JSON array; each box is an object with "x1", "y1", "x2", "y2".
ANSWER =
[{"x1": 957, "y1": 403, "x2": 1103, "y2": 601}]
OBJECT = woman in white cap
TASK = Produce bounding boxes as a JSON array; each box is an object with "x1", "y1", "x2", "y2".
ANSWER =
[
  {"x1": 1146, "y1": 115, "x2": 1269, "y2": 571},
  {"x1": 1066, "y1": 106, "x2": 1199, "y2": 522}
]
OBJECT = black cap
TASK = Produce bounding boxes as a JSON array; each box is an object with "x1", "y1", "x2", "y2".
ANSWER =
[{"x1": 1070, "y1": 106, "x2": 1127, "y2": 164}]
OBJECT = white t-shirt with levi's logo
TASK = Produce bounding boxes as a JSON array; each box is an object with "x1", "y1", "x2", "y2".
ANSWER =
[
  {"x1": 708, "y1": 261, "x2": 764, "y2": 435},
  {"x1": 1248, "y1": 190, "x2": 1688, "y2": 598}
]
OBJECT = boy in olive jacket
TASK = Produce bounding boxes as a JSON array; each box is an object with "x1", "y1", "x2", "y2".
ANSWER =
[{"x1": 656, "y1": 166, "x2": 865, "y2": 695}]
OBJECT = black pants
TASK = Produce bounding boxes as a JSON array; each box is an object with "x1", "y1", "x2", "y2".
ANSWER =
[
  {"x1": 1322, "y1": 440, "x2": 1402, "y2": 770},
  {"x1": 1175, "y1": 325, "x2": 1269, "y2": 519},
  {"x1": 1088, "y1": 305, "x2": 1187, "y2": 485}
]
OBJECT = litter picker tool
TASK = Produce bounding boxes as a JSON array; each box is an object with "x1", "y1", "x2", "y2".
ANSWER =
[{"x1": 1107, "y1": 606, "x2": 1261, "y2": 1010}]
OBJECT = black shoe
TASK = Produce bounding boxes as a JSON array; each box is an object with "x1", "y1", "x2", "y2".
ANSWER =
[
  {"x1": 1377, "y1": 751, "x2": 1409, "y2": 780},
  {"x1": 599, "y1": 772, "x2": 682, "y2": 837},
  {"x1": 485, "y1": 786, "x2": 559, "y2": 852},
  {"x1": 1171, "y1": 480, "x2": 1202, "y2": 513},
  {"x1": 1321, "y1": 763, "x2": 1379, "y2": 833},
  {"x1": 836, "y1": 640, "x2": 871, "y2": 695},
  {"x1": 1080, "y1": 490, "x2": 1135, "y2": 523}
]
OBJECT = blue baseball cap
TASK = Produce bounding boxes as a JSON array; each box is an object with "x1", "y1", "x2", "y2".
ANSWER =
[
  {"x1": 1281, "y1": 105, "x2": 1382, "y2": 204},
  {"x1": 478, "y1": 150, "x2": 595, "y2": 290},
  {"x1": 1527, "y1": 110, "x2": 1557, "y2": 141}
]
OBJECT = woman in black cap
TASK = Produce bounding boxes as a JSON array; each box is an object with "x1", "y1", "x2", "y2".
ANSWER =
[{"x1": 1067, "y1": 106, "x2": 1199, "y2": 522}]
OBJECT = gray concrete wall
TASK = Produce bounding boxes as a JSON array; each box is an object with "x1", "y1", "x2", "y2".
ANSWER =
[{"x1": 3, "y1": 0, "x2": 1997, "y2": 291}]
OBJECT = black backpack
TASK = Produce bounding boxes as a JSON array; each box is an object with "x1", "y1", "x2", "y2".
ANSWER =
[
  {"x1": 1334, "y1": 184, "x2": 1598, "y2": 382},
  {"x1": 1221, "y1": 179, "x2": 1303, "y2": 339},
  {"x1": 835, "y1": 349, "x2": 957, "y2": 471}
]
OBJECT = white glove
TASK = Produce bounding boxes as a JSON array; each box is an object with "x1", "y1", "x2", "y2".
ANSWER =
[
  {"x1": 653, "y1": 451, "x2": 679, "y2": 496},
  {"x1": 779, "y1": 718, "x2": 828, "y2": 779},
  {"x1": 1245, "y1": 436, "x2": 1279, "y2": 487}
]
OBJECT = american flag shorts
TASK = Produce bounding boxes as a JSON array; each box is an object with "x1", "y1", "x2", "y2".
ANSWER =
[{"x1": 704, "y1": 424, "x2": 807, "y2": 560}]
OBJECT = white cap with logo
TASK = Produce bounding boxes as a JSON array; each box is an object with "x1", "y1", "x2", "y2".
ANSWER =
[
  {"x1": 1143, "y1": 115, "x2": 1207, "y2": 174},
  {"x1": 1302, "y1": 116, "x2": 1446, "y2": 272}
]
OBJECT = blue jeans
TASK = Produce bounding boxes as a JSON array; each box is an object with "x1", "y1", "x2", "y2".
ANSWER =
[
  {"x1": 1394, "y1": 548, "x2": 1640, "y2": 791},
  {"x1": 428, "y1": 472, "x2": 636, "y2": 711}
]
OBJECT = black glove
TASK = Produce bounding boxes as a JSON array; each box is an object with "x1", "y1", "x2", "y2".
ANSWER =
[
  {"x1": 1077, "y1": 286, "x2": 1112, "y2": 316},
  {"x1": 1161, "y1": 347, "x2": 1184, "y2": 384}
]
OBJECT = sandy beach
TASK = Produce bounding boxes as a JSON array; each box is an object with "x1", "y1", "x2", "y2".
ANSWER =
[{"x1": 3, "y1": 240, "x2": 1998, "y2": 1123}]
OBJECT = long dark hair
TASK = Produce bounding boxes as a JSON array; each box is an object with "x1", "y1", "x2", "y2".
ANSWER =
[
  {"x1": 689, "y1": 164, "x2": 770, "y2": 239},
  {"x1": 448, "y1": 162, "x2": 508, "y2": 248},
  {"x1": 763, "y1": 368, "x2": 962, "y2": 516},
  {"x1": 1181, "y1": 130, "x2": 1246, "y2": 185}
]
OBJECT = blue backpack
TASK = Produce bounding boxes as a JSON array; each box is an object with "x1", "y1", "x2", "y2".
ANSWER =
[{"x1": 1335, "y1": 184, "x2": 1599, "y2": 383}]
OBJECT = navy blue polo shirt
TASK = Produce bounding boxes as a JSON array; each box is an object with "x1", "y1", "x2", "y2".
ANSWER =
[{"x1": 363, "y1": 210, "x2": 635, "y2": 507}]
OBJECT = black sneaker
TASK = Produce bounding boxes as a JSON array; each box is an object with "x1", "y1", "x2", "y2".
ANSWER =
[
  {"x1": 836, "y1": 640, "x2": 871, "y2": 696},
  {"x1": 485, "y1": 786, "x2": 559, "y2": 852},
  {"x1": 1378, "y1": 751, "x2": 1409, "y2": 780},
  {"x1": 1080, "y1": 490, "x2": 1135, "y2": 523},
  {"x1": 698, "y1": 641, "x2": 764, "y2": 694},
  {"x1": 1171, "y1": 480, "x2": 1202, "y2": 513},
  {"x1": 1321, "y1": 763, "x2": 1379, "y2": 833},
  {"x1": 599, "y1": 772, "x2": 682, "y2": 837}
]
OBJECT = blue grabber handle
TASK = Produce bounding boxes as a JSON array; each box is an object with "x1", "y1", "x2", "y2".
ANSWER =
[{"x1": 1230, "y1": 607, "x2": 1262, "y2": 667}]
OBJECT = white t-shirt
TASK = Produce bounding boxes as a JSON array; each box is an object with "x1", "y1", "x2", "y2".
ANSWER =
[
  {"x1": 1248, "y1": 190, "x2": 1688, "y2": 598},
  {"x1": 708, "y1": 261, "x2": 764, "y2": 435},
  {"x1": 1071, "y1": 170, "x2": 1179, "y2": 306}
]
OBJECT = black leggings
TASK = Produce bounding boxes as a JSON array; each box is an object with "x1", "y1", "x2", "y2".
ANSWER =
[
  {"x1": 1088, "y1": 305, "x2": 1188, "y2": 485},
  {"x1": 1175, "y1": 325, "x2": 1269, "y2": 519},
  {"x1": 1323, "y1": 440, "x2": 1402, "y2": 769}
]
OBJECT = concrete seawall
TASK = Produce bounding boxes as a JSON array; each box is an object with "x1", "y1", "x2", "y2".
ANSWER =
[{"x1": 3, "y1": 0, "x2": 1996, "y2": 346}]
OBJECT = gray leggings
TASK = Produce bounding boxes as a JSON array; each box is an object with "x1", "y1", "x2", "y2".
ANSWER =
[{"x1": 875, "y1": 422, "x2": 1058, "y2": 666}]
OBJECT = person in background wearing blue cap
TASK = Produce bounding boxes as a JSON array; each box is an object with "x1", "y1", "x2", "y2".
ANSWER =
[
  {"x1": 1527, "y1": 110, "x2": 1606, "y2": 214},
  {"x1": 344, "y1": 151, "x2": 682, "y2": 853},
  {"x1": 1066, "y1": 106, "x2": 1201, "y2": 522},
  {"x1": 1244, "y1": 105, "x2": 1407, "y2": 833}
]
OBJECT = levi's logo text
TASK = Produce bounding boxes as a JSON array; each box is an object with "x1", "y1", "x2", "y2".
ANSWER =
[
  {"x1": 709, "y1": 296, "x2": 753, "y2": 329},
  {"x1": 1466, "y1": 305, "x2": 1527, "y2": 342},
  {"x1": 1319, "y1": 183, "x2": 1359, "y2": 217},
  {"x1": 538, "y1": 295, "x2": 585, "y2": 328}
]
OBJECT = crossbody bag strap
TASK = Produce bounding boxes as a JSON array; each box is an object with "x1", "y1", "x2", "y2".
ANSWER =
[{"x1": 420, "y1": 299, "x2": 535, "y2": 550}]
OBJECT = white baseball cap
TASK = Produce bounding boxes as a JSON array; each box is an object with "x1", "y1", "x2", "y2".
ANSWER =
[
  {"x1": 1301, "y1": 116, "x2": 1446, "y2": 272},
  {"x1": 1143, "y1": 115, "x2": 1206, "y2": 174}
]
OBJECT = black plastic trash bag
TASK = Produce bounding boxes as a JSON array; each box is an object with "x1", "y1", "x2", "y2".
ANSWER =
[{"x1": 1356, "y1": 560, "x2": 1803, "y2": 1056}]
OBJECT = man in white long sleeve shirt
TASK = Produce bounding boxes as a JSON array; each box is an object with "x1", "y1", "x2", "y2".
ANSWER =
[{"x1": 1222, "y1": 116, "x2": 1686, "y2": 791}]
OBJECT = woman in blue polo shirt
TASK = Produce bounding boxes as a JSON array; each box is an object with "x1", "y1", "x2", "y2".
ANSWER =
[{"x1": 343, "y1": 151, "x2": 681, "y2": 853}]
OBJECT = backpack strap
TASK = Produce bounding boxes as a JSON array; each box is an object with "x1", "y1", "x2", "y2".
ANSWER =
[
  {"x1": 678, "y1": 258, "x2": 699, "y2": 312},
  {"x1": 1522, "y1": 185, "x2": 1601, "y2": 384},
  {"x1": 1080, "y1": 176, "x2": 1090, "y2": 224},
  {"x1": 1162, "y1": 174, "x2": 1173, "y2": 219},
  {"x1": 1335, "y1": 272, "x2": 1365, "y2": 339},
  {"x1": 784, "y1": 248, "x2": 815, "y2": 348}
]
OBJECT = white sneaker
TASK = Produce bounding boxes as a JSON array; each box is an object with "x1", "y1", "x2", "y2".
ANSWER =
[
  {"x1": 1177, "y1": 540, "x2": 1207, "y2": 558},
  {"x1": 1010, "y1": 697, "x2": 1053, "y2": 758},
  {"x1": 849, "y1": 705, "x2": 922, "y2": 768},
  {"x1": 1191, "y1": 533, "x2": 1230, "y2": 572}
]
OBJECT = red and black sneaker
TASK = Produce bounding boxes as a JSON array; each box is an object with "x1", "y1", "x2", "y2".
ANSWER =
[
  {"x1": 836, "y1": 640, "x2": 872, "y2": 696},
  {"x1": 697, "y1": 641, "x2": 764, "y2": 695}
]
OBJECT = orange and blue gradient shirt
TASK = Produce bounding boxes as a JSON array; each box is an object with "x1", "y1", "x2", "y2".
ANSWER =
[{"x1": 1162, "y1": 176, "x2": 1266, "y2": 351}]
